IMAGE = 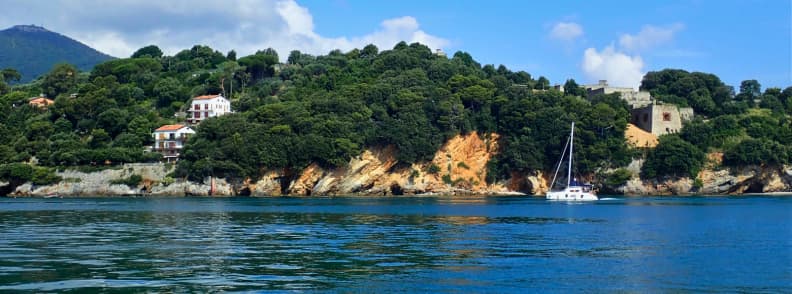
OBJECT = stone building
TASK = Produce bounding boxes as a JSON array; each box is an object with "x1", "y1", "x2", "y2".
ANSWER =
[
  {"x1": 584, "y1": 80, "x2": 652, "y2": 108},
  {"x1": 630, "y1": 103, "x2": 690, "y2": 136},
  {"x1": 584, "y1": 80, "x2": 693, "y2": 136}
]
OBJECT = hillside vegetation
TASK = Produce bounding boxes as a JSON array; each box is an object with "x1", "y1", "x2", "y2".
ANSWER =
[{"x1": 0, "y1": 41, "x2": 790, "y2": 187}]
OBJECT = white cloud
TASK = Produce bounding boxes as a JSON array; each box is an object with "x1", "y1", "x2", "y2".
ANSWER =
[
  {"x1": 549, "y1": 22, "x2": 583, "y2": 41},
  {"x1": 0, "y1": 0, "x2": 448, "y2": 59},
  {"x1": 276, "y1": 0, "x2": 316, "y2": 36},
  {"x1": 619, "y1": 23, "x2": 684, "y2": 52},
  {"x1": 74, "y1": 31, "x2": 137, "y2": 58},
  {"x1": 579, "y1": 23, "x2": 686, "y2": 89},
  {"x1": 581, "y1": 45, "x2": 644, "y2": 90}
]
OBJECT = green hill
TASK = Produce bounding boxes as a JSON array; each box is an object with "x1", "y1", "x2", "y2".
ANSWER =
[{"x1": 0, "y1": 25, "x2": 114, "y2": 83}]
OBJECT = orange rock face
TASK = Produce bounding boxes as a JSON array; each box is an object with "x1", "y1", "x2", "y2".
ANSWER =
[{"x1": 250, "y1": 132, "x2": 515, "y2": 196}]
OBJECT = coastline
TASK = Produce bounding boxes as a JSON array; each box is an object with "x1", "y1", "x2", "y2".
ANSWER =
[
  {"x1": 8, "y1": 191, "x2": 792, "y2": 198},
  {"x1": 2, "y1": 161, "x2": 790, "y2": 198}
]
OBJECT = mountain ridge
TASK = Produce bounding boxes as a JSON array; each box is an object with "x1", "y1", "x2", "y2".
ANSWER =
[{"x1": 0, "y1": 25, "x2": 114, "y2": 83}]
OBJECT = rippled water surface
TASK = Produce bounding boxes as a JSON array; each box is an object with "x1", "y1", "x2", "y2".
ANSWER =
[{"x1": 0, "y1": 196, "x2": 790, "y2": 292}]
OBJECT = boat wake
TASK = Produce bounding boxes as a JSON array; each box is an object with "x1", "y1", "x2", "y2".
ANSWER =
[{"x1": 598, "y1": 198, "x2": 620, "y2": 200}]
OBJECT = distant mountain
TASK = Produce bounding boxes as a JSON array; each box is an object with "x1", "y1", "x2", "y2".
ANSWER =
[{"x1": 0, "y1": 25, "x2": 114, "y2": 83}]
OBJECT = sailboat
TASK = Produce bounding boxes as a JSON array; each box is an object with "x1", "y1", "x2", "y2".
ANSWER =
[{"x1": 546, "y1": 122, "x2": 598, "y2": 201}]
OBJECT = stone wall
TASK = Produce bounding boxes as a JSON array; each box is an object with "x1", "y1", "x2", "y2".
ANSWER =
[{"x1": 630, "y1": 104, "x2": 684, "y2": 136}]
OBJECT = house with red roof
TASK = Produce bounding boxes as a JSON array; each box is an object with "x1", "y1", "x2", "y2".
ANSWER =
[
  {"x1": 28, "y1": 96, "x2": 55, "y2": 109},
  {"x1": 152, "y1": 124, "x2": 195, "y2": 162},
  {"x1": 187, "y1": 94, "x2": 231, "y2": 124}
]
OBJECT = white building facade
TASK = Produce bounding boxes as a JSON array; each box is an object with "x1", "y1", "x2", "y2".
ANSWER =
[
  {"x1": 152, "y1": 124, "x2": 196, "y2": 162},
  {"x1": 188, "y1": 94, "x2": 231, "y2": 124}
]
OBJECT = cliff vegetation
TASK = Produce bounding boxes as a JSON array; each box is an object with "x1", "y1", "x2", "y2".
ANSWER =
[{"x1": 1, "y1": 41, "x2": 791, "y2": 195}]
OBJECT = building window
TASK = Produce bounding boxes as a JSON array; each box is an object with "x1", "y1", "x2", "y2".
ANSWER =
[
  {"x1": 204, "y1": 104, "x2": 209, "y2": 110},
  {"x1": 195, "y1": 112, "x2": 201, "y2": 118},
  {"x1": 663, "y1": 112, "x2": 671, "y2": 121},
  {"x1": 194, "y1": 104, "x2": 200, "y2": 110},
  {"x1": 169, "y1": 133, "x2": 175, "y2": 140}
]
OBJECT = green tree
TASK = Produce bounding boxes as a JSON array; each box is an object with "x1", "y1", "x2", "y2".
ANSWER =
[
  {"x1": 89, "y1": 128, "x2": 111, "y2": 149},
  {"x1": 131, "y1": 45, "x2": 163, "y2": 58},
  {"x1": 96, "y1": 109, "x2": 130, "y2": 138},
  {"x1": 641, "y1": 135, "x2": 705, "y2": 178},
  {"x1": 1, "y1": 68, "x2": 22, "y2": 83},
  {"x1": 723, "y1": 138, "x2": 788, "y2": 166},
  {"x1": 41, "y1": 63, "x2": 79, "y2": 97},
  {"x1": 739, "y1": 80, "x2": 762, "y2": 98},
  {"x1": 535, "y1": 76, "x2": 550, "y2": 90},
  {"x1": 563, "y1": 79, "x2": 586, "y2": 97},
  {"x1": 238, "y1": 51, "x2": 278, "y2": 82},
  {"x1": 153, "y1": 77, "x2": 185, "y2": 108}
]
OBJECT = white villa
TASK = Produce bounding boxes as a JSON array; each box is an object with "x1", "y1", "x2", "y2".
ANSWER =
[
  {"x1": 187, "y1": 94, "x2": 231, "y2": 124},
  {"x1": 152, "y1": 124, "x2": 196, "y2": 162}
]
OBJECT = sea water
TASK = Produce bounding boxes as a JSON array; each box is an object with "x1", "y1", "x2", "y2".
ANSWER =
[{"x1": 0, "y1": 196, "x2": 789, "y2": 292}]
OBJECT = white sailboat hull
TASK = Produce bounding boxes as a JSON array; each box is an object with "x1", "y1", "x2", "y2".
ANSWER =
[
  {"x1": 545, "y1": 187, "x2": 598, "y2": 201},
  {"x1": 544, "y1": 122, "x2": 598, "y2": 201}
]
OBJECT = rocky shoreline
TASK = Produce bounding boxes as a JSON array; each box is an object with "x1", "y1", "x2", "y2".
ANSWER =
[
  {"x1": 4, "y1": 160, "x2": 791, "y2": 198},
  {"x1": 3, "y1": 133, "x2": 791, "y2": 198}
]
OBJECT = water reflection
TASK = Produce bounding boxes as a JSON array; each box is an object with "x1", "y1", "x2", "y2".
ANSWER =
[
  {"x1": 0, "y1": 196, "x2": 789, "y2": 292},
  {"x1": 0, "y1": 208, "x2": 607, "y2": 291}
]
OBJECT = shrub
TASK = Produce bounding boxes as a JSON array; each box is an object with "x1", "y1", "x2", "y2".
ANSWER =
[
  {"x1": 0, "y1": 164, "x2": 61, "y2": 185},
  {"x1": 111, "y1": 174, "x2": 143, "y2": 187},
  {"x1": 427, "y1": 164, "x2": 440, "y2": 175},
  {"x1": 0, "y1": 163, "x2": 33, "y2": 182},
  {"x1": 693, "y1": 178, "x2": 704, "y2": 189},
  {"x1": 31, "y1": 167, "x2": 62, "y2": 185},
  {"x1": 160, "y1": 176, "x2": 175, "y2": 186},
  {"x1": 723, "y1": 138, "x2": 789, "y2": 167},
  {"x1": 441, "y1": 174, "x2": 453, "y2": 185},
  {"x1": 457, "y1": 161, "x2": 470, "y2": 170},
  {"x1": 641, "y1": 135, "x2": 705, "y2": 179},
  {"x1": 605, "y1": 168, "x2": 633, "y2": 187}
]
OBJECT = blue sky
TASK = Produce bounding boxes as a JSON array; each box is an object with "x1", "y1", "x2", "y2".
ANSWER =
[
  {"x1": 1, "y1": 0, "x2": 789, "y2": 89},
  {"x1": 302, "y1": 0, "x2": 791, "y2": 90}
]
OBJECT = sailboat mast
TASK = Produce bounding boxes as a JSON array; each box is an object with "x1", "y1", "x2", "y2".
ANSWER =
[{"x1": 567, "y1": 122, "x2": 574, "y2": 187}]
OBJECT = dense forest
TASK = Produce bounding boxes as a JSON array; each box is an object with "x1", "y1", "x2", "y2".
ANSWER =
[{"x1": 0, "y1": 42, "x2": 790, "y2": 188}]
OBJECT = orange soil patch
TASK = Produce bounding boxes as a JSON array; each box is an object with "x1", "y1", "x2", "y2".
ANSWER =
[{"x1": 625, "y1": 123, "x2": 658, "y2": 148}]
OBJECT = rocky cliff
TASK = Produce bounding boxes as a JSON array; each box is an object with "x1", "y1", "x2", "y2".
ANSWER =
[
  {"x1": 6, "y1": 137, "x2": 791, "y2": 197},
  {"x1": 7, "y1": 133, "x2": 530, "y2": 197},
  {"x1": 249, "y1": 132, "x2": 526, "y2": 196},
  {"x1": 616, "y1": 154, "x2": 792, "y2": 195}
]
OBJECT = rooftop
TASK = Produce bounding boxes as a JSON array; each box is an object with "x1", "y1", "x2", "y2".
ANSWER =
[
  {"x1": 193, "y1": 94, "x2": 222, "y2": 100},
  {"x1": 155, "y1": 124, "x2": 188, "y2": 132},
  {"x1": 28, "y1": 97, "x2": 55, "y2": 106}
]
